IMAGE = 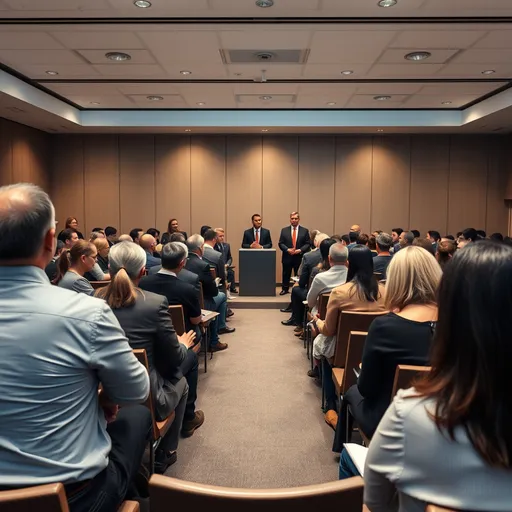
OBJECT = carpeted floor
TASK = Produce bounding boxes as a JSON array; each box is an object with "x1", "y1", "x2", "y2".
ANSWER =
[{"x1": 165, "y1": 308, "x2": 340, "y2": 487}]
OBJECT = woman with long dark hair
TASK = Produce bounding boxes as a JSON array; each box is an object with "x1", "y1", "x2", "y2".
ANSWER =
[
  {"x1": 365, "y1": 241, "x2": 512, "y2": 511},
  {"x1": 55, "y1": 240, "x2": 96, "y2": 295},
  {"x1": 161, "y1": 219, "x2": 188, "y2": 245},
  {"x1": 57, "y1": 216, "x2": 84, "y2": 242}
]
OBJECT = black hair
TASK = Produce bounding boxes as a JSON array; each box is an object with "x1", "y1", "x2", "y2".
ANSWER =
[
  {"x1": 490, "y1": 233, "x2": 504, "y2": 242},
  {"x1": 349, "y1": 231, "x2": 358, "y2": 243},
  {"x1": 444, "y1": 235, "x2": 455, "y2": 241},
  {"x1": 105, "y1": 226, "x2": 117, "y2": 237},
  {"x1": 341, "y1": 234, "x2": 350, "y2": 245},
  {"x1": 411, "y1": 230, "x2": 420, "y2": 238},
  {"x1": 392, "y1": 228, "x2": 403, "y2": 237},
  {"x1": 203, "y1": 228, "x2": 217, "y2": 242},
  {"x1": 427, "y1": 230, "x2": 441, "y2": 242},
  {"x1": 200, "y1": 225, "x2": 212, "y2": 237},
  {"x1": 147, "y1": 228, "x2": 160, "y2": 238},
  {"x1": 461, "y1": 228, "x2": 478, "y2": 242},
  {"x1": 129, "y1": 228, "x2": 143, "y2": 241},
  {"x1": 346, "y1": 245, "x2": 379, "y2": 302},
  {"x1": 476, "y1": 230, "x2": 487, "y2": 240}
]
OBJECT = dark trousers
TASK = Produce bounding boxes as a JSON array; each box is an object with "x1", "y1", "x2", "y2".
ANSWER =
[
  {"x1": 66, "y1": 405, "x2": 152, "y2": 512},
  {"x1": 180, "y1": 348, "x2": 199, "y2": 422},
  {"x1": 291, "y1": 286, "x2": 307, "y2": 324},
  {"x1": 322, "y1": 358, "x2": 337, "y2": 412},
  {"x1": 227, "y1": 267, "x2": 236, "y2": 290},
  {"x1": 282, "y1": 256, "x2": 302, "y2": 291}
]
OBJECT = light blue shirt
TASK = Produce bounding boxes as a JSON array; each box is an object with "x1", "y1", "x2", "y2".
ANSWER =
[{"x1": 0, "y1": 266, "x2": 150, "y2": 486}]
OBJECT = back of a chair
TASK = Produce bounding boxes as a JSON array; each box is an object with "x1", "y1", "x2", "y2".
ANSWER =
[
  {"x1": 341, "y1": 331, "x2": 368, "y2": 393},
  {"x1": 332, "y1": 311, "x2": 386, "y2": 367},
  {"x1": 0, "y1": 483, "x2": 69, "y2": 512},
  {"x1": 392, "y1": 365, "x2": 431, "y2": 399},
  {"x1": 317, "y1": 292, "x2": 331, "y2": 320},
  {"x1": 168, "y1": 305, "x2": 186, "y2": 336},
  {"x1": 150, "y1": 475, "x2": 364, "y2": 512},
  {"x1": 199, "y1": 282, "x2": 205, "y2": 310},
  {"x1": 209, "y1": 267, "x2": 217, "y2": 280},
  {"x1": 426, "y1": 506, "x2": 458, "y2": 512},
  {"x1": 133, "y1": 349, "x2": 159, "y2": 440},
  {"x1": 90, "y1": 280, "x2": 109, "y2": 290}
]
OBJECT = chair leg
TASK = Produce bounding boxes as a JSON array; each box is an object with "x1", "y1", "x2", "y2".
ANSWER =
[
  {"x1": 320, "y1": 360, "x2": 325, "y2": 410},
  {"x1": 344, "y1": 402, "x2": 354, "y2": 444},
  {"x1": 149, "y1": 440, "x2": 155, "y2": 475},
  {"x1": 204, "y1": 327, "x2": 208, "y2": 373}
]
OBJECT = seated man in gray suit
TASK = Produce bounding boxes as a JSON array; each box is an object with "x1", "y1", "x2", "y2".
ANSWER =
[
  {"x1": 202, "y1": 229, "x2": 227, "y2": 293},
  {"x1": 214, "y1": 227, "x2": 237, "y2": 294}
]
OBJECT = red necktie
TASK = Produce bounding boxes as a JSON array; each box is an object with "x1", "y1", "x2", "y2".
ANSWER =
[
  {"x1": 255, "y1": 230, "x2": 259, "y2": 244},
  {"x1": 292, "y1": 227, "x2": 297, "y2": 248}
]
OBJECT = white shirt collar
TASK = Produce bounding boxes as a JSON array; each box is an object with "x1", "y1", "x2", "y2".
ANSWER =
[
  {"x1": 158, "y1": 268, "x2": 177, "y2": 277},
  {"x1": 291, "y1": 224, "x2": 300, "y2": 233}
]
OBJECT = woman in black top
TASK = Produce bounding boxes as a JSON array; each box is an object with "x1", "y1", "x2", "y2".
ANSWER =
[
  {"x1": 57, "y1": 216, "x2": 84, "y2": 242},
  {"x1": 335, "y1": 245, "x2": 442, "y2": 452}
]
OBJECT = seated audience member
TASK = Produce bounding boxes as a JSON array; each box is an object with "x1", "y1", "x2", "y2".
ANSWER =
[
  {"x1": 476, "y1": 229, "x2": 487, "y2": 240},
  {"x1": 96, "y1": 242, "x2": 202, "y2": 473},
  {"x1": 341, "y1": 234, "x2": 350, "y2": 246},
  {"x1": 311, "y1": 238, "x2": 337, "y2": 281},
  {"x1": 118, "y1": 233, "x2": 133, "y2": 242},
  {"x1": 490, "y1": 232, "x2": 504, "y2": 241},
  {"x1": 350, "y1": 224, "x2": 361, "y2": 234},
  {"x1": 214, "y1": 227, "x2": 237, "y2": 294},
  {"x1": 337, "y1": 246, "x2": 441, "y2": 468},
  {"x1": 457, "y1": 227, "x2": 477, "y2": 249},
  {"x1": 89, "y1": 231, "x2": 105, "y2": 241},
  {"x1": 85, "y1": 232, "x2": 110, "y2": 281},
  {"x1": 92, "y1": 227, "x2": 105, "y2": 235},
  {"x1": 299, "y1": 232, "x2": 329, "y2": 286},
  {"x1": 356, "y1": 233, "x2": 369, "y2": 246},
  {"x1": 93, "y1": 237, "x2": 110, "y2": 273},
  {"x1": 347, "y1": 231, "x2": 358, "y2": 250},
  {"x1": 105, "y1": 225, "x2": 118, "y2": 246},
  {"x1": 426, "y1": 230, "x2": 441, "y2": 252},
  {"x1": 372, "y1": 230, "x2": 382, "y2": 237},
  {"x1": 0, "y1": 184, "x2": 150, "y2": 511},
  {"x1": 373, "y1": 232, "x2": 393, "y2": 280},
  {"x1": 391, "y1": 227, "x2": 403, "y2": 253},
  {"x1": 399, "y1": 231, "x2": 414, "y2": 249},
  {"x1": 413, "y1": 237, "x2": 436, "y2": 256},
  {"x1": 186, "y1": 234, "x2": 229, "y2": 351},
  {"x1": 436, "y1": 239, "x2": 457, "y2": 269},
  {"x1": 364, "y1": 241, "x2": 512, "y2": 511},
  {"x1": 368, "y1": 235, "x2": 378, "y2": 256},
  {"x1": 129, "y1": 228, "x2": 144, "y2": 245},
  {"x1": 61, "y1": 227, "x2": 79, "y2": 249},
  {"x1": 140, "y1": 234, "x2": 161, "y2": 269},
  {"x1": 45, "y1": 240, "x2": 65, "y2": 282},
  {"x1": 411, "y1": 229, "x2": 420, "y2": 238},
  {"x1": 443, "y1": 234, "x2": 455, "y2": 241},
  {"x1": 146, "y1": 228, "x2": 160, "y2": 244},
  {"x1": 162, "y1": 218, "x2": 188, "y2": 245},
  {"x1": 57, "y1": 216, "x2": 84, "y2": 242},
  {"x1": 200, "y1": 225, "x2": 212, "y2": 237},
  {"x1": 203, "y1": 229, "x2": 229, "y2": 295},
  {"x1": 314, "y1": 245, "x2": 387, "y2": 427},
  {"x1": 55, "y1": 240, "x2": 98, "y2": 296}
]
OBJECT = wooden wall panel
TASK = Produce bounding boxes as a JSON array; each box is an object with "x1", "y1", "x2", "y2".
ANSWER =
[
  {"x1": 51, "y1": 135, "x2": 84, "y2": 230},
  {"x1": 298, "y1": 136, "x2": 336, "y2": 236},
  {"x1": 371, "y1": 136, "x2": 411, "y2": 233},
  {"x1": 155, "y1": 135, "x2": 191, "y2": 236},
  {"x1": 83, "y1": 134, "x2": 120, "y2": 235},
  {"x1": 262, "y1": 136, "x2": 299, "y2": 282},
  {"x1": 119, "y1": 135, "x2": 155, "y2": 234},
  {"x1": 11, "y1": 123, "x2": 36, "y2": 184},
  {"x1": 226, "y1": 136, "x2": 262, "y2": 272},
  {"x1": 335, "y1": 136, "x2": 372, "y2": 235},
  {"x1": 409, "y1": 136, "x2": 450, "y2": 237},
  {"x1": 190, "y1": 136, "x2": 226, "y2": 234},
  {"x1": 486, "y1": 138, "x2": 508, "y2": 236},
  {"x1": 448, "y1": 136, "x2": 488, "y2": 235},
  {"x1": 0, "y1": 119, "x2": 12, "y2": 186}
]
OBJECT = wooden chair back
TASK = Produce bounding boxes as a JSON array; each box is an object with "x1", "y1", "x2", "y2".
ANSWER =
[
  {"x1": 317, "y1": 292, "x2": 331, "y2": 320},
  {"x1": 341, "y1": 331, "x2": 368, "y2": 393},
  {"x1": 0, "y1": 483, "x2": 69, "y2": 512},
  {"x1": 90, "y1": 280, "x2": 109, "y2": 289},
  {"x1": 199, "y1": 282, "x2": 205, "y2": 310},
  {"x1": 168, "y1": 305, "x2": 186, "y2": 336},
  {"x1": 426, "y1": 506, "x2": 458, "y2": 512},
  {"x1": 149, "y1": 475, "x2": 364, "y2": 512},
  {"x1": 209, "y1": 267, "x2": 217, "y2": 280},
  {"x1": 391, "y1": 365, "x2": 431, "y2": 399},
  {"x1": 332, "y1": 311, "x2": 387, "y2": 367}
]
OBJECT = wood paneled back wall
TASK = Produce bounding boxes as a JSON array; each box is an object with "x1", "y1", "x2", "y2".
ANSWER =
[{"x1": 50, "y1": 133, "x2": 508, "y2": 279}]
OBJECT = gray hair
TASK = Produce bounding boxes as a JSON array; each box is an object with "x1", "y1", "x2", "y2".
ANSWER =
[
  {"x1": 187, "y1": 234, "x2": 204, "y2": 253},
  {"x1": 118, "y1": 234, "x2": 133, "y2": 242},
  {"x1": 314, "y1": 233, "x2": 329, "y2": 247},
  {"x1": 329, "y1": 243, "x2": 348, "y2": 263},
  {"x1": 108, "y1": 241, "x2": 146, "y2": 278},
  {"x1": 376, "y1": 232, "x2": 393, "y2": 251},
  {"x1": 161, "y1": 241, "x2": 188, "y2": 270},
  {"x1": 0, "y1": 183, "x2": 55, "y2": 260},
  {"x1": 404, "y1": 231, "x2": 415, "y2": 245}
]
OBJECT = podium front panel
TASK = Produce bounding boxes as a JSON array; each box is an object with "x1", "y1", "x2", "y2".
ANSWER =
[{"x1": 239, "y1": 249, "x2": 276, "y2": 297}]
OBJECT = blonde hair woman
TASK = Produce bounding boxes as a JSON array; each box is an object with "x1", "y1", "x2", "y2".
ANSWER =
[
  {"x1": 55, "y1": 240, "x2": 97, "y2": 296},
  {"x1": 336, "y1": 246, "x2": 442, "y2": 463}
]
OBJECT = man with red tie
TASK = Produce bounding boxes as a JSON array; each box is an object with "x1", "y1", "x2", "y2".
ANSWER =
[
  {"x1": 278, "y1": 212, "x2": 311, "y2": 295},
  {"x1": 241, "y1": 214, "x2": 273, "y2": 249}
]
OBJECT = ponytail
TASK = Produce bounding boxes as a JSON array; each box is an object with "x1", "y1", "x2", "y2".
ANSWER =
[
  {"x1": 96, "y1": 267, "x2": 138, "y2": 309},
  {"x1": 54, "y1": 250, "x2": 71, "y2": 284}
]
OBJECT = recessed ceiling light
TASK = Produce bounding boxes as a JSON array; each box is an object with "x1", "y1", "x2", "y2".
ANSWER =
[
  {"x1": 255, "y1": 0, "x2": 274, "y2": 7},
  {"x1": 404, "y1": 51, "x2": 432, "y2": 61},
  {"x1": 260, "y1": 95, "x2": 273, "y2": 100},
  {"x1": 442, "y1": 101, "x2": 452, "y2": 105},
  {"x1": 341, "y1": 70, "x2": 354, "y2": 75},
  {"x1": 45, "y1": 70, "x2": 58, "y2": 76},
  {"x1": 197, "y1": 102, "x2": 205, "y2": 106},
  {"x1": 105, "y1": 52, "x2": 131, "y2": 62},
  {"x1": 482, "y1": 69, "x2": 496, "y2": 75},
  {"x1": 90, "y1": 102, "x2": 101, "y2": 105},
  {"x1": 327, "y1": 102, "x2": 337, "y2": 106},
  {"x1": 377, "y1": 129, "x2": 384, "y2": 132},
  {"x1": 147, "y1": 95, "x2": 163, "y2": 101},
  {"x1": 134, "y1": 0, "x2": 151, "y2": 7},
  {"x1": 185, "y1": 129, "x2": 192, "y2": 132},
  {"x1": 180, "y1": 70, "x2": 192, "y2": 75},
  {"x1": 374, "y1": 95, "x2": 392, "y2": 101},
  {"x1": 378, "y1": 0, "x2": 397, "y2": 7},
  {"x1": 261, "y1": 129, "x2": 269, "y2": 132}
]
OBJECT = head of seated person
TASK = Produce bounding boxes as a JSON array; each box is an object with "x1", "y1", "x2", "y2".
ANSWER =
[
  {"x1": 203, "y1": 229, "x2": 217, "y2": 247},
  {"x1": 169, "y1": 232, "x2": 186, "y2": 243},
  {"x1": 313, "y1": 232, "x2": 329, "y2": 249},
  {"x1": 200, "y1": 225, "x2": 211, "y2": 237},
  {"x1": 93, "y1": 237, "x2": 110, "y2": 266},
  {"x1": 357, "y1": 233, "x2": 369, "y2": 246},
  {"x1": 161, "y1": 242, "x2": 188, "y2": 274},
  {"x1": 457, "y1": 227, "x2": 477, "y2": 249},
  {"x1": 54, "y1": 240, "x2": 97, "y2": 290},
  {"x1": 186, "y1": 234, "x2": 205, "y2": 257},
  {"x1": 399, "y1": 231, "x2": 414, "y2": 248},
  {"x1": 317, "y1": 238, "x2": 338, "y2": 271},
  {"x1": 348, "y1": 231, "x2": 358, "y2": 244},
  {"x1": 436, "y1": 239, "x2": 457, "y2": 270},
  {"x1": 345, "y1": 245, "x2": 382, "y2": 303},
  {"x1": 341, "y1": 234, "x2": 350, "y2": 246},
  {"x1": 328, "y1": 243, "x2": 349, "y2": 268},
  {"x1": 129, "y1": 228, "x2": 144, "y2": 245},
  {"x1": 140, "y1": 234, "x2": 157, "y2": 254},
  {"x1": 118, "y1": 233, "x2": 133, "y2": 242},
  {"x1": 413, "y1": 237, "x2": 436, "y2": 256},
  {"x1": 147, "y1": 228, "x2": 160, "y2": 244},
  {"x1": 376, "y1": 232, "x2": 393, "y2": 254}
]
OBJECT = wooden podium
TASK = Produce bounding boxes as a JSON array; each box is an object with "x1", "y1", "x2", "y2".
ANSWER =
[{"x1": 239, "y1": 248, "x2": 276, "y2": 296}]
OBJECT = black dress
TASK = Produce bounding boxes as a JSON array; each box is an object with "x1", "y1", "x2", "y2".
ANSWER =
[{"x1": 333, "y1": 312, "x2": 434, "y2": 451}]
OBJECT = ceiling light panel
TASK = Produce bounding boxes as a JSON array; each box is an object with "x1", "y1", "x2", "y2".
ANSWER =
[
  {"x1": 378, "y1": 48, "x2": 458, "y2": 64},
  {"x1": 76, "y1": 49, "x2": 154, "y2": 64},
  {"x1": 390, "y1": 30, "x2": 486, "y2": 50}
]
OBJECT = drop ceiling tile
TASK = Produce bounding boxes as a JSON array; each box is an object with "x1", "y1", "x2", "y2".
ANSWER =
[
  {"x1": 116, "y1": 84, "x2": 180, "y2": 96},
  {"x1": 355, "y1": 83, "x2": 424, "y2": 95},
  {"x1": 219, "y1": 30, "x2": 312, "y2": 51},
  {"x1": 321, "y1": 0, "x2": 426, "y2": 12},
  {"x1": 378, "y1": 48, "x2": 459, "y2": 64},
  {"x1": 66, "y1": 95, "x2": 135, "y2": 108},
  {"x1": 211, "y1": 0, "x2": 321, "y2": 10},
  {"x1": 51, "y1": 31, "x2": 145, "y2": 50},
  {"x1": 232, "y1": 83, "x2": 299, "y2": 95},
  {"x1": 390, "y1": 30, "x2": 486, "y2": 49},
  {"x1": 3, "y1": 0, "x2": 109, "y2": 9},
  {"x1": 436, "y1": 63, "x2": 512, "y2": 78},
  {"x1": 92, "y1": 64, "x2": 166, "y2": 77},
  {"x1": 159, "y1": 63, "x2": 228, "y2": 78},
  {"x1": 107, "y1": 0, "x2": 208, "y2": 8},
  {"x1": 0, "y1": 49, "x2": 83, "y2": 65},
  {"x1": 20, "y1": 63, "x2": 99, "y2": 78},
  {"x1": 402, "y1": 95, "x2": 477, "y2": 108},
  {"x1": 76, "y1": 49, "x2": 155, "y2": 65},
  {"x1": 473, "y1": 31, "x2": 512, "y2": 49},
  {"x1": 309, "y1": 30, "x2": 397, "y2": 64},
  {"x1": 418, "y1": 83, "x2": 505, "y2": 95},
  {"x1": 0, "y1": 32, "x2": 63, "y2": 49},
  {"x1": 302, "y1": 63, "x2": 372, "y2": 78},
  {"x1": 345, "y1": 95, "x2": 408, "y2": 108},
  {"x1": 454, "y1": 49, "x2": 512, "y2": 64},
  {"x1": 127, "y1": 95, "x2": 188, "y2": 107},
  {"x1": 295, "y1": 96, "x2": 350, "y2": 108},
  {"x1": 227, "y1": 64, "x2": 303, "y2": 79},
  {"x1": 367, "y1": 63, "x2": 444, "y2": 77}
]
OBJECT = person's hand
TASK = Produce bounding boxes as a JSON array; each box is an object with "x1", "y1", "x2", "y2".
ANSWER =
[
  {"x1": 287, "y1": 248, "x2": 294, "y2": 254},
  {"x1": 192, "y1": 341, "x2": 201, "y2": 354},
  {"x1": 178, "y1": 330, "x2": 197, "y2": 349},
  {"x1": 294, "y1": 249, "x2": 301, "y2": 255},
  {"x1": 98, "y1": 391, "x2": 119, "y2": 423}
]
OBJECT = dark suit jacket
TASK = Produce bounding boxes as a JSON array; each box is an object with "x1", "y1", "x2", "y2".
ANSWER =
[
  {"x1": 298, "y1": 249, "x2": 322, "y2": 288},
  {"x1": 111, "y1": 289, "x2": 187, "y2": 419},
  {"x1": 185, "y1": 253, "x2": 218, "y2": 299},
  {"x1": 214, "y1": 242, "x2": 233, "y2": 266},
  {"x1": 278, "y1": 225, "x2": 311, "y2": 262},
  {"x1": 242, "y1": 228, "x2": 272, "y2": 249},
  {"x1": 148, "y1": 265, "x2": 200, "y2": 292},
  {"x1": 203, "y1": 245, "x2": 226, "y2": 292},
  {"x1": 139, "y1": 273, "x2": 201, "y2": 332}
]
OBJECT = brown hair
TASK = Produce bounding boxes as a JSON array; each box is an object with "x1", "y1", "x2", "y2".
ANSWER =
[
  {"x1": 167, "y1": 218, "x2": 178, "y2": 233},
  {"x1": 65, "y1": 217, "x2": 77, "y2": 229},
  {"x1": 54, "y1": 240, "x2": 95, "y2": 284},
  {"x1": 436, "y1": 239, "x2": 457, "y2": 269}
]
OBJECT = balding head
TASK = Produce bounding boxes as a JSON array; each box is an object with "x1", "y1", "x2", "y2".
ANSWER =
[
  {"x1": 0, "y1": 183, "x2": 56, "y2": 266},
  {"x1": 329, "y1": 243, "x2": 349, "y2": 265},
  {"x1": 140, "y1": 234, "x2": 156, "y2": 251},
  {"x1": 350, "y1": 224, "x2": 361, "y2": 233},
  {"x1": 314, "y1": 233, "x2": 329, "y2": 248},
  {"x1": 118, "y1": 234, "x2": 133, "y2": 242}
]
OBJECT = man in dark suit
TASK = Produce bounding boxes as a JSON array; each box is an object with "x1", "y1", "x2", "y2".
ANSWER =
[
  {"x1": 202, "y1": 229, "x2": 228, "y2": 293},
  {"x1": 242, "y1": 213, "x2": 272, "y2": 249},
  {"x1": 278, "y1": 212, "x2": 311, "y2": 295},
  {"x1": 214, "y1": 227, "x2": 237, "y2": 293}
]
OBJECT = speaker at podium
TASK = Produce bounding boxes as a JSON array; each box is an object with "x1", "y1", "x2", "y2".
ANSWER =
[{"x1": 238, "y1": 248, "x2": 276, "y2": 296}]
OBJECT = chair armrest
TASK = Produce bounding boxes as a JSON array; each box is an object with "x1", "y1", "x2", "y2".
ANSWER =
[{"x1": 118, "y1": 500, "x2": 140, "y2": 512}]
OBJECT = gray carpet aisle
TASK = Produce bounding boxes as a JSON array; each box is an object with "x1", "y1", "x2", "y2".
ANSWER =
[{"x1": 165, "y1": 308, "x2": 339, "y2": 488}]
